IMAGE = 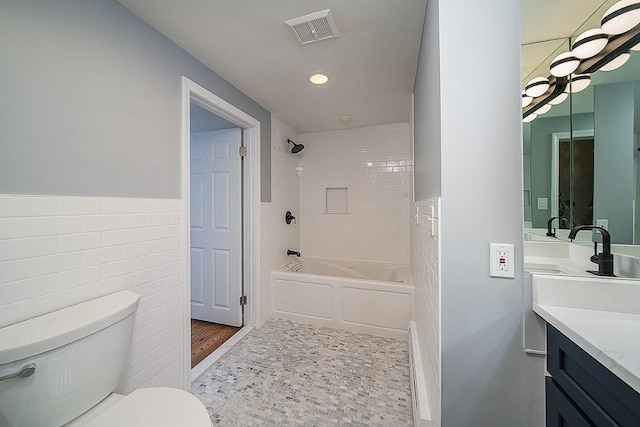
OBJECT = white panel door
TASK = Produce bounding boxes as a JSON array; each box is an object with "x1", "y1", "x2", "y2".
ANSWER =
[{"x1": 190, "y1": 128, "x2": 242, "y2": 326}]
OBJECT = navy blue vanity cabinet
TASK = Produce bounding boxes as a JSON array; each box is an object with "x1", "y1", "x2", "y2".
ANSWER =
[
  {"x1": 546, "y1": 325, "x2": 640, "y2": 426},
  {"x1": 545, "y1": 377, "x2": 594, "y2": 426}
]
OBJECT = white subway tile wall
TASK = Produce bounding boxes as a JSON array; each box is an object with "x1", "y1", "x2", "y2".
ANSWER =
[
  {"x1": 411, "y1": 197, "x2": 441, "y2": 427},
  {"x1": 299, "y1": 123, "x2": 412, "y2": 264},
  {"x1": 0, "y1": 195, "x2": 184, "y2": 393},
  {"x1": 260, "y1": 116, "x2": 301, "y2": 321}
]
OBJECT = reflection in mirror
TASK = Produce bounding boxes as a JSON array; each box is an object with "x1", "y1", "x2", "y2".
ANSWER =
[
  {"x1": 523, "y1": 41, "x2": 574, "y2": 237},
  {"x1": 522, "y1": 0, "x2": 640, "y2": 245}
]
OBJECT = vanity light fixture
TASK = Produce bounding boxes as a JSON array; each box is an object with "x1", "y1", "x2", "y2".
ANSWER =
[
  {"x1": 572, "y1": 29, "x2": 609, "y2": 58},
  {"x1": 568, "y1": 74, "x2": 591, "y2": 93},
  {"x1": 523, "y1": 9, "x2": 639, "y2": 122},
  {"x1": 550, "y1": 52, "x2": 580, "y2": 77},
  {"x1": 599, "y1": 51, "x2": 631, "y2": 71},
  {"x1": 601, "y1": 0, "x2": 640, "y2": 35},
  {"x1": 536, "y1": 103, "x2": 552, "y2": 115},
  {"x1": 309, "y1": 73, "x2": 329, "y2": 85},
  {"x1": 548, "y1": 91, "x2": 569, "y2": 105},
  {"x1": 524, "y1": 76, "x2": 550, "y2": 97}
]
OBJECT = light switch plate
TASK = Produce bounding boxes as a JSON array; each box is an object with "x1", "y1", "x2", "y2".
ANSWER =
[
  {"x1": 490, "y1": 243, "x2": 515, "y2": 278},
  {"x1": 537, "y1": 198, "x2": 548, "y2": 210}
]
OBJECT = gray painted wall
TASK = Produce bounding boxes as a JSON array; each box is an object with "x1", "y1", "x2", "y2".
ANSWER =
[
  {"x1": 0, "y1": 0, "x2": 271, "y2": 201},
  {"x1": 529, "y1": 114, "x2": 594, "y2": 228},
  {"x1": 414, "y1": 0, "x2": 542, "y2": 424},
  {"x1": 413, "y1": 0, "x2": 441, "y2": 200},
  {"x1": 594, "y1": 82, "x2": 635, "y2": 244}
]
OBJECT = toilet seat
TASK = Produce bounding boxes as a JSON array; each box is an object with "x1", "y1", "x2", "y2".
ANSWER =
[{"x1": 82, "y1": 387, "x2": 211, "y2": 427}]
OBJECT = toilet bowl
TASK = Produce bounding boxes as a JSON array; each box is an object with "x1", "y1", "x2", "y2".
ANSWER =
[
  {"x1": 66, "y1": 387, "x2": 211, "y2": 426},
  {"x1": 0, "y1": 292, "x2": 211, "y2": 427}
]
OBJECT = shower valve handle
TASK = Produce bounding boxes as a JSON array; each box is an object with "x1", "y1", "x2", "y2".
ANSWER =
[{"x1": 285, "y1": 211, "x2": 296, "y2": 224}]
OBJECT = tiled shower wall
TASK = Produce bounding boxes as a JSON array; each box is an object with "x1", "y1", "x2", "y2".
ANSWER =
[
  {"x1": 299, "y1": 123, "x2": 412, "y2": 265},
  {"x1": 260, "y1": 116, "x2": 300, "y2": 321},
  {"x1": 411, "y1": 197, "x2": 441, "y2": 427},
  {"x1": 0, "y1": 195, "x2": 184, "y2": 393}
]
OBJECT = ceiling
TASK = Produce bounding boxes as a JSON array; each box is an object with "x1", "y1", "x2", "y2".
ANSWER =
[
  {"x1": 117, "y1": 0, "x2": 621, "y2": 133},
  {"x1": 117, "y1": 0, "x2": 427, "y2": 134}
]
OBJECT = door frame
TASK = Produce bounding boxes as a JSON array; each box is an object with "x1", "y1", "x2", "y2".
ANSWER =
[
  {"x1": 180, "y1": 77, "x2": 261, "y2": 388},
  {"x1": 550, "y1": 130, "x2": 594, "y2": 220}
]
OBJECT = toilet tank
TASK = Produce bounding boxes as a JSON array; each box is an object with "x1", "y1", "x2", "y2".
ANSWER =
[{"x1": 0, "y1": 291, "x2": 140, "y2": 427}]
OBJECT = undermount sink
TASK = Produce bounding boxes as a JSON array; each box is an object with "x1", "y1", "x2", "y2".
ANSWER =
[
  {"x1": 524, "y1": 259, "x2": 583, "y2": 276},
  {"x1": 525, "y1": 264, "x2": 568, "y2": 274},
  {"x1": 524, "y1": 232, "x2": 557, "y2": 242}
]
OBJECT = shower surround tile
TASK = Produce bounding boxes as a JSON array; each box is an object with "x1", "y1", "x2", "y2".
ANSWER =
[
  {"x1": 192, "y1": 319, "x2": 413, "y2": 426},
  {"x1": 298, "y1": 123, "x2": 411, "y2": 265},
  {"x1": 260, "y1": 116, "x2": 301, "y2": 324}
]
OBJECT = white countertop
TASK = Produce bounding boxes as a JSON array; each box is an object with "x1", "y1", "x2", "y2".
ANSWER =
[{"x1": 534, "y1": 304, "x2": 640, "y2": 394}]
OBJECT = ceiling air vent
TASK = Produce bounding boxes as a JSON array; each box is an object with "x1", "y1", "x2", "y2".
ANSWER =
[{"x1": 285, "y1": 9, "x2": 340, "y2": 45}]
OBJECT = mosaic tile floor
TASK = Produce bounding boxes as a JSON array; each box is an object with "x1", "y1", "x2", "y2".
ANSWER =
[{"x1": 191, "y1": 319, "x2": 413, "y2": 426}]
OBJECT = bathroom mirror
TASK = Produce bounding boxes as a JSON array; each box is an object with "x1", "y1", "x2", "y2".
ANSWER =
[
  {"x1": 523, "y1": 40, "x2": 573, "y2": 235},
  {"x1": 523, "y1": 0, "x2": 640, "y2": 245}
]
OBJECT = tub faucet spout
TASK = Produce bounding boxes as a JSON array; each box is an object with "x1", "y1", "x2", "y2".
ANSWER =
[
  {"x1": 287, "y1": 250, "x2": 301, "y2": 257},
  {"x1": 568, "y1": 225, "x2": 614, "y2": 276}
]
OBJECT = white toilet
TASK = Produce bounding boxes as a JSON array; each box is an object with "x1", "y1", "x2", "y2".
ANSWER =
[{"x1": 0, "y1": 291, "x2": 211, "y2": 427}]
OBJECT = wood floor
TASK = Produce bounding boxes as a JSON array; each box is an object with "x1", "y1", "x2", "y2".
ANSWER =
[{"x1": 191, "y1": 319, "x2": 241, "y2": 368}]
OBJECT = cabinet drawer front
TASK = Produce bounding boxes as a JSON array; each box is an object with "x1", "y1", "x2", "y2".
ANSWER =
[
  {"x1": 546, "y1": 377, "x2": 595, "y2": 427},
  {"x1": 547, "y1": 325, "x2": 640, "y2": 426}
]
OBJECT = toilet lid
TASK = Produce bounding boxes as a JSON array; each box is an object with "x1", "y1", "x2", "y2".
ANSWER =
[{"x1": 84, "y1": 387, "x2": 211, "y2": 427}]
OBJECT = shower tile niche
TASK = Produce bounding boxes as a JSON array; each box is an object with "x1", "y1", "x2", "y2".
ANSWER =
[{"x1": 326, "y1": 187, "x2": 348, "y2": 213}]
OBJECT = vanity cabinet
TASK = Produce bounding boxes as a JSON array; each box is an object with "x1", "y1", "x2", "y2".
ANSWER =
[{"x1": 545, "y1": 325, "x2": 640, "y2": 426}]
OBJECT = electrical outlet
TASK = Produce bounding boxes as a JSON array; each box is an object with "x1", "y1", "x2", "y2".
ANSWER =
[
  {"x1": 490, "y1": 243, "x2": 515, "y2": 278},
  {"x1": 497, "y1": 250, "x2": 508, "y2": 271},
  {"x1": 594, "y1": 219, "x2": 608, "y2": 243}
]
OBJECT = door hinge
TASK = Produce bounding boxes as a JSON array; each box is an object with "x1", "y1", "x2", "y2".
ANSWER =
[
  {"x1": 239, "y1": 146, "x2": 247, "y2": 157},
  {"x1": 240, "y1": 295, "x2": 247, "y2": 306}
]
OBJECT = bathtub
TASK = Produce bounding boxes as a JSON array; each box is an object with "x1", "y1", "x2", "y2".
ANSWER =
[{"x1": 271, "y1": 257, "x2": 414, "y2": 339}]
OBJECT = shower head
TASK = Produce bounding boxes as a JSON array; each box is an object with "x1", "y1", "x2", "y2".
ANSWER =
[{"x1": 288, "y1": 139, "x2": 305, "y2": 154}]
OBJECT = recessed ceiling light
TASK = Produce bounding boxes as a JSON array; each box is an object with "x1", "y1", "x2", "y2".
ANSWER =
[
  {"x1": 340, "y1": 115, "x2": 352, "y2": 122},
  {"x1": 309, "y1": 73, "x2": 329, "y2": 85}
]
